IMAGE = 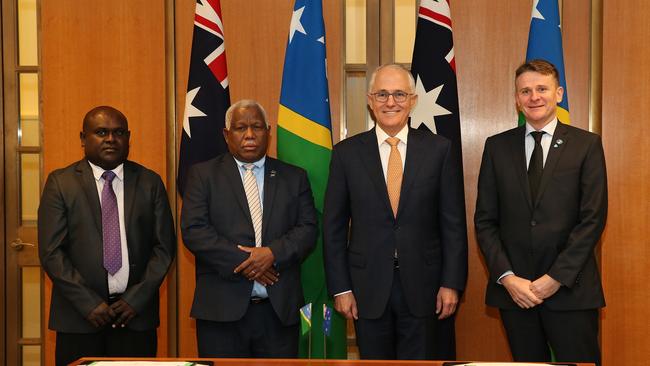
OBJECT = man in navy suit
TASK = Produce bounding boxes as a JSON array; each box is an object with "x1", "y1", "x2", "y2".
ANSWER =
[
  {"x1": 324, "y1": 64, "x2": 468, "y2": 359},
  {"x1": 181, "y1": 99, "x2": 316, "y2": 358},
  {"x1": 475, "y1": 59, "x2": 607, "y2": 365}
]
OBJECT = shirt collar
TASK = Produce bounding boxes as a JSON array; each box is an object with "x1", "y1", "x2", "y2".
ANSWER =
[
  {"x1": 88, "y1": 160, "x2": 124, "y2": 181},
  {"x1": 526, "y1": 117, "x2": 558, "y2": 137},
  {"x1": 233, "y1": 155, "x2": 266, "y2": 171},
  {"x1": 376, "y1": 124, "x2": 409, "y2": 146}
]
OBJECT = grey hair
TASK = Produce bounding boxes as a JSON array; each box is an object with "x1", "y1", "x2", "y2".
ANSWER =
[
  {"x1": 224, "y1": 99, "x2": 269, "y2": 129},
  {"x1": 368, "y1": 63, "x2": 416, "y2": 93}
]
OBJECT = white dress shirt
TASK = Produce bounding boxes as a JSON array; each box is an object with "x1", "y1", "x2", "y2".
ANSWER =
[{"x1": 88, "y1": 161, "x2": 130, "y2": 295}]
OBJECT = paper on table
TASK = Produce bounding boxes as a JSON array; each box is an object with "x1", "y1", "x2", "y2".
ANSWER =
[{"x1": 87, "y1": 362, "x2": 209, "y2": 366}]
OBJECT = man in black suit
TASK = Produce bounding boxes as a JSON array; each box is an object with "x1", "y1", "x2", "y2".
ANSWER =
[
  {"x1": 323, "y1": 64, "x2": 468, "y2": 359},
  {"x1": 475, "y1": 59, "x2": 607, "y2": 365},
  {"x1": 181, "y1": 99, "x2": 317, "y2": 358},
  {"x1": 38, "y1": 106, "x2": 176, "y2": 366}
]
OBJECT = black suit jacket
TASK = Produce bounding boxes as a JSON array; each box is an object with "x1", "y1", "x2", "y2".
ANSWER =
[
  {"x1": 38, "y1": 159, "x2": 176, "y2": 333},
  {"x1": 323, "y1": 127, "x2": 468, "y2": 319},
  {"x1": 475, "y1": 122, "x2": 607, "y2": 310},
  {"x1": 180, "y1": 153, "x2": 317, "y2": 326}
]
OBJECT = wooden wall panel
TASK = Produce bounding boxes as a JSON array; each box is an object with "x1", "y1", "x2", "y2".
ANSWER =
[
  {"x1": 41, "y1": 0, "x2": 169, "y2": 364},
  {"x1": 562, "y1": 0, "x2": 591, "y2": 131},
  {"x1": 601, "y1": 0, "x2": 650, "y2": 364},
  {"x1": 174, "y1": 0, "x2": 342, "y2": 357},
  {"x1": 451, "y1": 1, "x2": 529, "y2": 361}
]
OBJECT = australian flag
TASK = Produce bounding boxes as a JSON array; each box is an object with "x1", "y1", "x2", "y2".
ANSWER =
[
  {"x1": 177, "y1": 0, "x2": 231, "y2": 195},
  {"x1": 409, "y1": 0, "x2": 465, "y2": 360},
  {"x1": 409, "y1": 0, "x2": 463, "y2": 172}
]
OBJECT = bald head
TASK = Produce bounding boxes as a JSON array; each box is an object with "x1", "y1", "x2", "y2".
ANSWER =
[{"x1": 83, "y1": 106, "x2": 128, "y2": 132}]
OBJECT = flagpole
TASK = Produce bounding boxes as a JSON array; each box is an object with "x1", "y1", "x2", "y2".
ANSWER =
[{"x1": 308, "y1": 328, "x2": 312, "y2": 359}]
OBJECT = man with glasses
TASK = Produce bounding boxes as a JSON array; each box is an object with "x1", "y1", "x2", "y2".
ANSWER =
[{"x1": 324, "y1": 64, "x2": 468, "y2": 359}]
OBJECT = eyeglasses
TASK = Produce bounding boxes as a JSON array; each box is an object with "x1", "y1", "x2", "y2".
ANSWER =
[{"x1": 369, "y1": 90, "x2": 413, "y2": 103}]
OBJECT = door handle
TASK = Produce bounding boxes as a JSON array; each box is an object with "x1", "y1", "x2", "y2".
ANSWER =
[{"x1": 10, "y1": 238, "x2": 36, "y2": 251}]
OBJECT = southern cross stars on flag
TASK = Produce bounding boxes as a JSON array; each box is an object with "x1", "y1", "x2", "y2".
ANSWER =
[
  {"x1": 409, "y1": 0, "x2": 464, "y2": 170},
  {"x1": 409, "y1": 0, "x2": 458, "y2": 136},
  {"x1": 177, "y1": 0, "x2": 231, "y2": 195}
]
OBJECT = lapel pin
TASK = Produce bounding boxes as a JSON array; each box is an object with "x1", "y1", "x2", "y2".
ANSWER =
[
  {"x1": 270, "y1": 170, "x2": 276, "y2": 177},
  {"x1": 553, "y1": 138, "x2": 564, "y2": 148}
]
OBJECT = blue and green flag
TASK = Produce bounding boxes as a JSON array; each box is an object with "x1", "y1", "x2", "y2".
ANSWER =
[
  {"x1": 277, "y1": 0, "x2": 346, "y2": 359},
  {"x1": 300, "y1": 303, "x2": 312, "y2": 336},
  {"x1": 520, "y1": 0, "x2": 570, "y2": 126}
]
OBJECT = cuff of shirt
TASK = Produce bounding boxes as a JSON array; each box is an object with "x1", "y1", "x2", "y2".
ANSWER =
[
  {"x1": 334, "y1": 290, "x2": 352, "y2": 297},
  {"x1": 497, "y1": 271, "x2": 514, "y2": 285}
]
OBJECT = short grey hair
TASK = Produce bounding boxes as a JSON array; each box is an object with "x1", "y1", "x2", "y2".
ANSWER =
[
  {"x1": 224, "y1": 99, "x2": 269, "y2": 129},
  {"x1": 368, "y1": 63, "x2": 416, "y2": 93}
]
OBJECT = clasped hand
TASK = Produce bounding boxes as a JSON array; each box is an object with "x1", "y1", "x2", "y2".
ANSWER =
[
  {"x1": 502, "y1": 274, "x2": 561, "y2": 309},
  {"x1": 86, "y1": 299, "x2": 136, "y2": 328},
  {"x1": 233, "y1": 245, "x2": 278, "y2": 286}
]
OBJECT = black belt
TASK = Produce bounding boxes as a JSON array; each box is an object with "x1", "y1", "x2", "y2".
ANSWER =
[
  {"x1": 250, "y1": 297, "x2": 269, "y2": 304},
  {"x1": 108, "y1": 293, "x2": 122, "y2": 305}
]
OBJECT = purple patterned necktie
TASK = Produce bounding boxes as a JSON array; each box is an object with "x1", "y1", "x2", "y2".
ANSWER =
[{"x1": 101, "y1": 170, "x2": 122, "y2": 275}]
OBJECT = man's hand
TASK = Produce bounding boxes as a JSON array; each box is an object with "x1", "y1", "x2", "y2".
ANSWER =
[
  {"x1": 501, "y1": 274, "x2": 543, "y2": 309},
  {"x1": 110, "y1": 299, "x2": 137, "y2": 328},
  {"x1": 436, "y1": 287, "x2": 459, "y2": 319},
  {"x1": 86, "y1": 302, "x2": 116, "y2": 328},
  {"x1": 234, "y1": 246, "x2": 276, "y2": 283},
  {"x1": 530, "y1": 274, "x2": 561, "y2": 300},
  {"x1": 334, "y1": 292, "x2": 358, "y2": 320},
  {"x1": 255, "y1": 267, "x2": 280, "y2": 286}
]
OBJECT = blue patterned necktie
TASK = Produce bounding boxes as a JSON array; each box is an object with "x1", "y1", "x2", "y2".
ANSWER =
[{"x1": 101, "y1": 170, "x2": 122, "y2": 275}]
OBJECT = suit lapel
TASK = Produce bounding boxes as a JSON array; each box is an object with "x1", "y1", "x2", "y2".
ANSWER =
[
  {"x1": 261, "y1": 158, "x2": 278, "y2": 241},
  {"x1": 76, "y1": 160, "x2": 102, "y2": 233},
  {"x1": 358, "y1": 129, "x2": 393, "y2": 217},
  {"x1": 122, "y1": 161, "x2": 139, "y2": 236},
  {"x1": 397, "y1": 128, "x2": 425, "y2": 219},
  {"x1": 508, "y1": 126, "x2": 533, "y2": 210},
  {"x1": 222, "y1": 155, "x2": 253, "y2": 227},
  {"x1": 534, "y1": 122, "x2": 569, "y2": 206}
]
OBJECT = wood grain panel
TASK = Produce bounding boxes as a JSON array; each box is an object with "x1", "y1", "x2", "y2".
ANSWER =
[
  {"x1": 562, "y1": 0, "x2": 591, "y2": 130},
  {"x1": 174, "y1": 0, "x2": 342, "y2": 356},
  {"x1": 601, "y1": 0, "x2": 650, "y2": 364},
  {"x1": 451, "y1": 1, "x2": 530, "y2": 361},
  {"x1": 41, "y1": 0, "x2": 169, "y2": 363}
]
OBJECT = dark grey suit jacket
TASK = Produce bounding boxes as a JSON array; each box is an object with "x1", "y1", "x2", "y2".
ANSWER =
[
  {"x1": 323, "y1": 127, "x2": 468, "y2": 319},
  {"x1": 180, "y1": 153, "x2": 317, "y2": 326},
  {"x1": 475, "y1": 122, "x2": 607, "y2": 310},
  {"x1": 38, "y1": 159, "x2": 176, "y2": 333}
]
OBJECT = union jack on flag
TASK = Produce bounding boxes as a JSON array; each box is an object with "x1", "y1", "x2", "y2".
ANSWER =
[{"x1": 178, "y1": 0, "x2": 231, "y2": 195}]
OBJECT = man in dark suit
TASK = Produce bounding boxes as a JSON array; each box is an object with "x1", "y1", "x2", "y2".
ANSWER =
[
  {"x1": 475, "y1": 59, "x2": 607, "y2": 365},
  {"x1": 323, "y1": 64, "x2": 468, "y2": 359},
  {"x1": 38, "y1": 106, "x2": 176, "y2": 366},
  {"x1": 181, "y1": 99, "x2": 317, "y2": 358}
]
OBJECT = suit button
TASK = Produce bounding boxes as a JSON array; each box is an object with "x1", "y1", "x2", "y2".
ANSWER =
[
  {"x1": 393, "y1": 225, "x2": 400, "y2": 231},
  {"x1": 530, "y1": 220, "x2": 537, "y2": 226}
]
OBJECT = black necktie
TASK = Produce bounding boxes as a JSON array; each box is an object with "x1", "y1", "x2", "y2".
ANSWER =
[{"x1": 528, "y1": 131, "x2": 544, "y2": 201}]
